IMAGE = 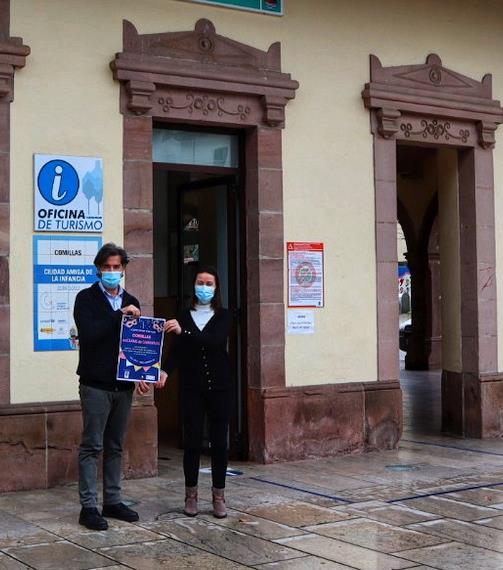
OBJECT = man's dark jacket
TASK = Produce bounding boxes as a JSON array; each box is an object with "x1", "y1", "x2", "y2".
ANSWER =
[{"x1": 74, "y1": 282, "x2": 140, "y2": 392}]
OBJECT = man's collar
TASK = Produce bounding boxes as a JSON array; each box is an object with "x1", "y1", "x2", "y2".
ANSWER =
[{"x1": 98, "y1": 280, "x2": 123, "y2": 298}]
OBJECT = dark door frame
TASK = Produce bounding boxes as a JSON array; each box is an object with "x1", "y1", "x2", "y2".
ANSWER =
[{"x1": 176, "y1": 173, "x2": 247, "y2": 458}]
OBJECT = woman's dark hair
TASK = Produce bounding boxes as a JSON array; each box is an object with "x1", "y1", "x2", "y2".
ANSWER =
[
  {"x1": 94, "y1": 242, "x2": 130, "y2": 268},
  {"x1": 190, "y1": 265, "x2": 223, "y2": 311}
]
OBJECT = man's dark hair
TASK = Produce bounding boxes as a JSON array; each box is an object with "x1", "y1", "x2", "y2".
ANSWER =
[
  {"x1": 190, "y1": 265, "x2": 223, "y2": 312},
  {"x1": 94, "y1": 243, "x2": 130, "y2": 268}
]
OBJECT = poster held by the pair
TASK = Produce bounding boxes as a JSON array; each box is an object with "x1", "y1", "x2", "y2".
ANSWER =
[{"x1": 117, "y1": 315, "x2": 166, "y2": 383}]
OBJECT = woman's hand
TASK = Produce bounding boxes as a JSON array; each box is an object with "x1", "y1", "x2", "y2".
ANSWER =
[
  {"x1": 136, "y1": 371, "x2": 167, "y2": 394},
  {"x1": 165, "y1": 319, "x2": 182, "y2": 335},
  {"x1": 136, "y1": 380, "x2": 150, "y2": 395}
]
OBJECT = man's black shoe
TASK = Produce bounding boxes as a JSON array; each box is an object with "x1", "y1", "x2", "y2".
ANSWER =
[
  {"x1": 102, "y1": 502, "x2": 139, "y2": 522},
  {"x1": 79, "y1": 507, "x2": 108, "y2": 531}
]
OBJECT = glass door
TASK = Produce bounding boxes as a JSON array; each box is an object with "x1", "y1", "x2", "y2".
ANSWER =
[{"x1": 178, "y1": 176, "x2": 245, "y2": 458}]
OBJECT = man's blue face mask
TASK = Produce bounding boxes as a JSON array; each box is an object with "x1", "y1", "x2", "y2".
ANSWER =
[{"x1": 100, "y1": 271, "x2": 122, "y2": 290}]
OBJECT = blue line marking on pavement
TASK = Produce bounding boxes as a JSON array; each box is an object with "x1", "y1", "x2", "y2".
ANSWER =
[
  {"x1": 402, "y1": 438, "x2": 503, "y2": 457},
  {"x1": 248, "y1": 477, "x2": 354, "y2": 504},
  {"x1": 388, "y1": 480, "x2": 503, "y2": 503}
]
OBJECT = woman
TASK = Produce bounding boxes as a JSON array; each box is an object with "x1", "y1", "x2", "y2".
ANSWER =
[{"x1": 163, "y1": 266, "x2": 232, "y2": 519}]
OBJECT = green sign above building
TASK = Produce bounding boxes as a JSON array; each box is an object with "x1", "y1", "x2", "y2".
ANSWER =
[{"x1": 186, "y1": 0, "x2": 283, "y2": 16}]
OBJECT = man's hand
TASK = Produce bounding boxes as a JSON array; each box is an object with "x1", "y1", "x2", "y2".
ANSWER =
[
  {"x1": 136, "y1": 380, "x2": 150, "y2": 395},
  {"x1": 121, "y1": 305, "x2": 141, "y2": 317},
  {"x1": 165, "y1": 319, "x2": 182, "y2": 335}
]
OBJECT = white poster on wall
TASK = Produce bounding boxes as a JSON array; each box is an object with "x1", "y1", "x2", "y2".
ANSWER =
[
  {"x1": 33, "y1": 235, "x2": 101, "y2": 351},
  {"x1": 287, "y1": 310, "x2": 315, "y2": 335},
  {"x1": 34, "y1": 154, "x2": 103, "y2": 232},
  {"x1": 287, "y1": 242, "x2": 324, "y2": 308}
]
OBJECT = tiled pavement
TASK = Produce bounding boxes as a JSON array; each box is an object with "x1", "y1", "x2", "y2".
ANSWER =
[
  {"x1": 2, "y1": 438, "x2": 503, "y2": 570},
  {"x1": 2, "y1": 370, "x2": 503, "y2": 569}
]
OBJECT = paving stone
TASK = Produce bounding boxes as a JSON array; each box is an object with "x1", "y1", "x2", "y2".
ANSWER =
[
  {"x1": 357, "y1": 465, "x2": 478, "y2": 486},
  {"x1": 397, "y1": 541, "x2": 503, "y2": 569},
  {"x1": 229, "y1": 479, "x2": 339, "y2": 509},
  {"x1": 254, "y1": 464, "x2": 373, "y2": 492},
  {"x1": 476, "y1": 515, "x2": 503, "y2": 531},
  {"x1": 134, "y1": 497, "x2": 202, "y2": 522},
  {"x1": 275, "y1": 534, "x2": 417, "y2": 569},
  {"x1": 254, "y1": 555, "x2": 354, "y2": 568},
  {"x1": 445, "y1": 488, "x2": 503, "y2": 507},
  {"x1": 247, "y1": 501, "x2": 352, "y2": 528},
  {"x1": 304, "y1": 518, "x2": 446, "y2": 553},
  {"x1": 199, "y1": 508, "x2": 306, "y2": 540},
  {"x1": 408, "y1": 518, "x2": 503, "y2": 553},
  {"x1": 4, "y1": 540, "x2": 116, "y2": 570},
  {"x1": 0, "y1": 512, "x2": 58, "y2": 548},
  {"x1": 397, "y1": 496, "x2": 501, "y2": 521},
  {"x1": 100, "y1": 538, "x2": 251, "y2": 568},
  {"x1": 141, "y1": 517, "x2": 303, "y2": 565},
  {"x1": 344, "y1": 485, "x2": 418, "y2": 503},
  {"x1": 38, "y1": 517, "x2": 165, "y2": 549},
  {"x1": 218, "y1": 483, "x2": 292, "y2": 510},
  {"x1": 0, "y1": 488, "x2": 78, "y2": 522},
  {"x1": 340, "y1": 503, "x2": 439, "y2": 526},
  {"x1": 88, "y1": 567, "x2": 131, "y2": 570},
  {"x1": 0, "y1": 552, "x2": 30, "y2": 570}
]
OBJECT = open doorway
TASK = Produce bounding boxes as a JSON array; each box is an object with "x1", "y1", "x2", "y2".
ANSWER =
[
  {"x1": 365, "y1": 54, "x2": 502, "y2": 441},
  {"x1": 151, "y1": 126, "x2": 247, "y2": 460},
  {"x1": 396, "y1": 145, "x2": 460, "y2": 437}
]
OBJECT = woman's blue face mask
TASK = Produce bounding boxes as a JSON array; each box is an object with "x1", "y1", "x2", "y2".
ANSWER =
[{"x1": 195, "y1": 285, "x2": 215, "y2": 304}]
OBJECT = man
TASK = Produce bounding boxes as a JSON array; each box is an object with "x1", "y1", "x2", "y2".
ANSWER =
[{"x1": 74, "y1": 242, "x2": 164, "y2": 531}]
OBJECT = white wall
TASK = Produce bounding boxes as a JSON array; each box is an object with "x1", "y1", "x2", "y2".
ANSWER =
[{"x1": 9, "y1": 0, "x2": 503, "y2": 402}]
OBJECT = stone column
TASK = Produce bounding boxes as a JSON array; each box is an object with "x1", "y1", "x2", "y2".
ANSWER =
[
  {"x1": 374, "y1": 136, "x2": 399, "y2": 382},
  {"x1": 458, "y1": 147, "x2": 498, "y2": 436}
]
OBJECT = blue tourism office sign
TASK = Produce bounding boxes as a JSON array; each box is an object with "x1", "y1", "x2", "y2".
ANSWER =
[
  {"x1": 34, "y1": 154, "x2": 104, "y2": 232},
  {"x1": 186, "y1": 0, "x2": 282, "y2": 15}
]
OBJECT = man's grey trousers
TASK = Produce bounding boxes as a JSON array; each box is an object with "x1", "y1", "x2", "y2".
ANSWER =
[{"x1": 78, "y1": 384, "x2": 133, "y2": 508}]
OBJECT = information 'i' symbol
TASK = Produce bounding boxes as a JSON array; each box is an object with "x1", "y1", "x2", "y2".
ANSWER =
[
  {"x1": 51, "y1": 165, "x2": 64, "y2": 202},
  {"x1": 37, "y1": 159, "x2": 79, "y2": 206}
]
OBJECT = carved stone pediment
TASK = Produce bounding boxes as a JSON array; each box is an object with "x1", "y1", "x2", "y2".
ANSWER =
[
  {"x1": 123, "y1": 18, "x2": 281, "y2": 71},
  {"x1": 111, "y1": 19, "x2": 298, "y2": 127},
  {"x1": 362, "y1": 54, "x2": 503, "y2": 147},
  {"x1": 369, "y1": 53, "x2": 491, "y2": 97}
]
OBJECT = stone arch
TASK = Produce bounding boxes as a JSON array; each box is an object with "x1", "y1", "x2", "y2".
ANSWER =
[{"x1": 397, "y1": 196, "x2": 416, "y2": 255}]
